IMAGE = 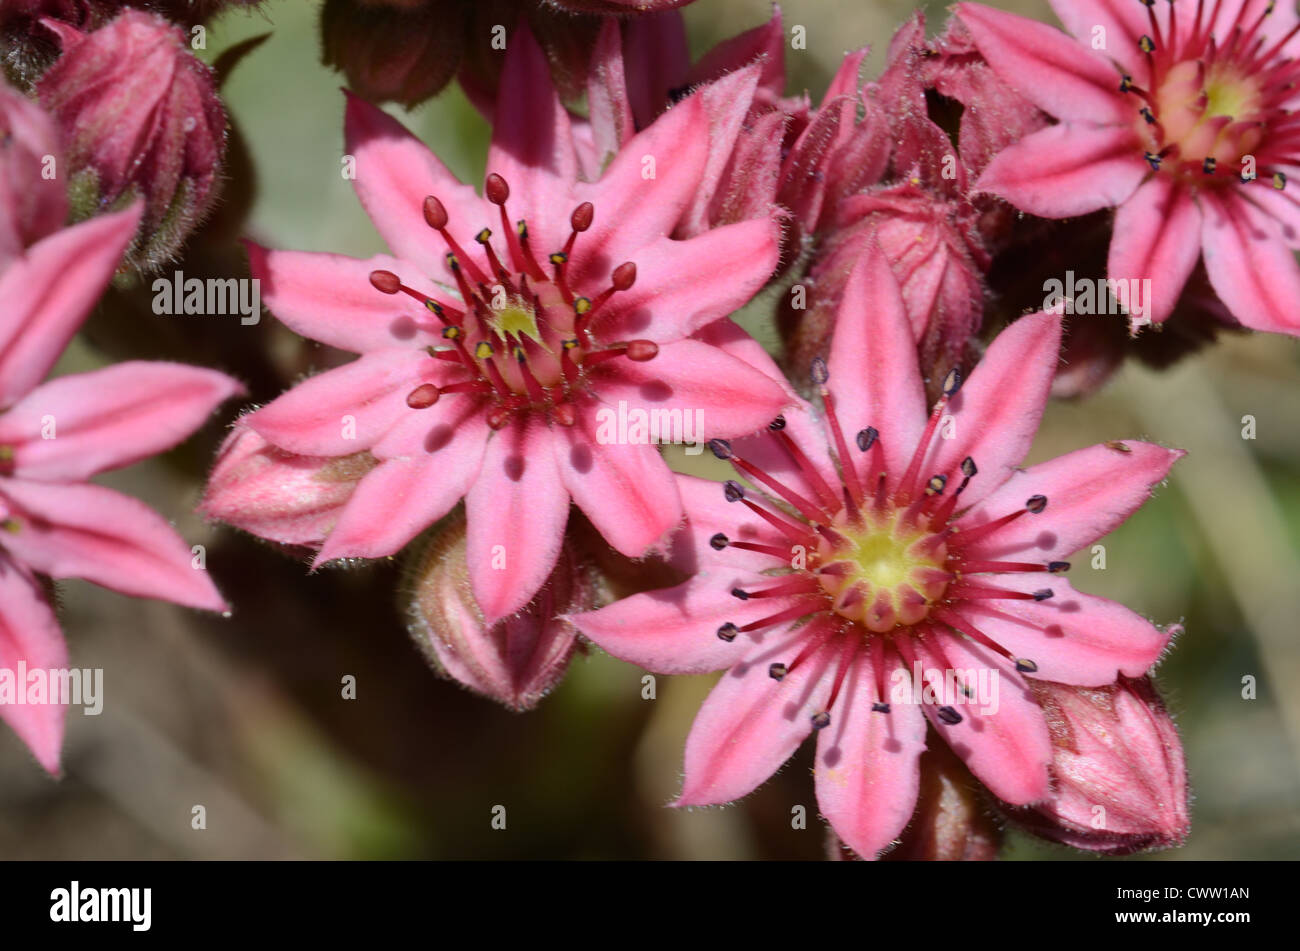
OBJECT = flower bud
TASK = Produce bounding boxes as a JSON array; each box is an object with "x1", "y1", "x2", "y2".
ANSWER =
[
  {"x1": 319, "y1": 0, "x2": 463, "y2": 109},
  {"x1": 782, "y1": 183, "x2": 985, "y2": 402},
  {"x1": 884, "y1": 741, "x2": 1002, "y2": 861},
  {"x1": 1013, "y1": 677, "x2": 1190, "y2": 854},
  {"x1": 0, "y1": 79, "x2": 67, "y2": 264},
  {"x1": 404, "y1": 510, "x2": 596, "y2": 712},
  {"x1": 200, "y1": 424, "x2": 375, "y2": 549},
  {"x1": 35, "y1": 9, "x2": 227, "y2": 269},
  {"x1": 0, "y1": 1, "x2": 118, "y2": 87}
]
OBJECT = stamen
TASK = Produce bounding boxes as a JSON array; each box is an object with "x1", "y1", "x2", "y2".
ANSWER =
[
  {"x1": 405, "y1": 383, "x2": 440, "y2": 408},
  {"x1": 947, "y1": 495, "x2": 1046, "y2": 547},
  {"x1": 423, "y1": 195, "x2": 490, "y2": 286}
]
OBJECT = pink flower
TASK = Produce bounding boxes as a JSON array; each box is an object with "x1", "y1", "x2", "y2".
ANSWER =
[
  {"x1": 231, "y1": 25, "x2": 788, "y2": 627},
  {"x1": 1014, "y1": 675, "x2": 1190, "y2": 854},
  {"x1": 36, "y1": 9, "x2": 227, "y2": 269},
  {"x1": 957, "y1": 0, "x2": 1300, "y2": 333},
  {"x1": 0, "y1": 203, "x2": 240, "y2": 774},
  {"x1": 571, "y1": 246, "x2": 1184, "y2": 859}
]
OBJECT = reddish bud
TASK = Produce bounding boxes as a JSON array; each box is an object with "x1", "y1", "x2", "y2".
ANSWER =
[
  {"x1": 199, "y1": 424, "x2": 376, "y2": 550},
  {"x1": 36, "y1": 10, "x2": 227, "y2": 270},
  {"x1": 405, "y1": 509, "x2": 597, "y2": 712},
  {"x1": 1010, "y1": 677, "x2": 1191, "y2": 854}
]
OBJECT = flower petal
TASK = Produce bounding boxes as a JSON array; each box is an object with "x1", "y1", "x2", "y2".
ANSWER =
[
  {"x1": 956, "y1": 2, "x2": 1132, "y2": 124},
  {"x1": 827, "y1": 246, "x2": 928, "y2": 493},
  {"x1": 668, "y1": 473, "x2": 791, "y2": 575},
  {"x1": 246, "y1": 244, "x2": 447, "y2": 354},
  {"x1": 595, "y1": 219, "x2": 779, "y2": 343},
  {"x1": 0, "y1": 362, "x2": 240, "y2": 482},
  {"x1": 0, "y1": 205, "x2": 141, "y2": 408},
  {"x1": 1047, "y1": 0, "x2": 1150, "y2": 76},
  {"x1": 595, "y1": 338, "x2": 791, "y2": 442},
  {"x1": 944, "y1": 573, "x2": 1171, "y2": 686},
  {"x1": 485, "y1": 24, "x2": 577, "y2": 254},
  {"x1": 571, "y1": 568, "x2": 798, "y2": 675},
  {"x1": 315, "y1": 402, "x2": 490, "y2": 564},
  {"x1": 1200, "y1": 189, "x2": 1300, "y2": 334},
  {"x1": 0, "y1": 478, "x2": 226, "y2": 611},
  {"x1": 956, "y1": 440, "x2": 1184, "y2": 562},
  {"x1": 553, "y1": 397, "x2": 682, "y2": 557},
  {"x1": 814, "y1": 645, "x2": 927, "y2": 860},
  {"x1": 922, "y1": 312, "x2": 1062, "y2": 507},
  {"x1": 676, "y1": 622, "x2": 837, "y2": 806},
  {"x1": 0, "y1": 556, "x2": 68, "y2": 775},
  {"x1": 343, "y1": 92, "x2": 483, "y2": 286},
  {"x1": 247, "y1": 350, "x2": 438, "y2": 456},
  {"x1": 571, "y1": 93, "x2": 710, "y2": 281},
  {"x1": 976, "y1": 123, "x2": 1148, "y2": 219},
  {"x1": 904, "y1": 626, "x2": 1052, "y2": 805},
  {"x1": 1107, "y1": 177, "x2": 1203, "y2": 325},
  {"x1": 466, "y1": 418, "x2": 569, "y2": 625}
]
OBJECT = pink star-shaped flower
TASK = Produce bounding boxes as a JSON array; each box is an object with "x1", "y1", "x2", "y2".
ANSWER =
[
  {"x1": 0, "y1": 204, "x2": 240, "y2": 774},
  {"x1": 225, "y1": 26, "x2": 790, "y2": 624},
  {"x1": 957, "y1": 0, "x2": 1300, "y2": 333},
  {"x1": 571, "y1": 245, "x2": 1184, "y2": 858}
]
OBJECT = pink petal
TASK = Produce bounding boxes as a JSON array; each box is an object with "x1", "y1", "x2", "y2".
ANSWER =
[
  {"x1": 676, "y1": 623, "x2": 838, "y2": 806},
  {"x1": 0, "y1": 204, "x2": 141, "y2": 407},
  {"x1": 553, "y1": 397, "x2": 682, "y2": 557},
  {"x1": 595, "y1": 220, "x2": 779, "y2": 343},
  {"x1": 1200, "y1": 190, "x2": 1300, "y2": 334},
  {"x1": 315, "y1": 401, "x2": 490, "y2": 564},
  {"x1": 0, "y1": 362, "x2": 240, "y2": 482},
  {"x1": 571, "y1": 569, "x2": 798, "y2": 675},
  {"x1": 827, "y1": 246, "x2": 928, "y2": 493},
  {"x1": 667, "y1": 473, "x2": 790, "y2": 575},
  {"x1": 246, "y1": 244, "x2": 448, "y2": 354},
  {"x1": 466, "y1": 418, "x2": 569, "y2": 625},
  {"x1": 485, "y1": 24, "x2": 577, "y2": 255},
  {"x1": 677, "y1": 66, "x2": 763, "y2": 238},
  {"x1": 343, "y1": 92, "x2": 483, "y2": 286},
  {"x1": 571, "y1": 93, "x2": 710, "y2": 284},
  {"x1": 0, "y1": 478, "x2": 227, "y2": 612},
  {"x1": 596, "y1": 338, "x2": 791, "y2": 441},
  {"x1": 977, "y1": 123, "x2": 1148, "y2": 219},
  {"x1": 247, "y1": 350, "x2": 438, "y2": 456},
  {"x1": 1107, "y1": 178, "x2": 1203, "y2": 325},
  {"x1": 685, "y1": 8, "x2": 784, "y2": 100},
  {"x1": 955, "y1": 2, "x2": 1132, "y2": 124},
  {"x1": 1047, "y1": 0, "x2": 1150, "y2": 77},
  {"x1": 904, "y1": 627, "x2": 1052, "y2": 805},
  {"x1": 814, "y1": 646, "x2": 927, "y2": 860},
  {"x1": 956, "y1": 440, "x2": 1184, "y2": 562},
  {"x1": 945, "y1": 572, "x2": 1171, "y2": 686},
  {"x1": 0, "y1": 556, "x2": 68, "y2": 775},
  {"x1": 923, "y1": 312, "x2": 1062, "y2": 507}
]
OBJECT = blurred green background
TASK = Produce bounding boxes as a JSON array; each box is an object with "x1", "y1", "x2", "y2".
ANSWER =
[{"x1": 1, "y1": 0, "x2": 1297, "y2": 860}]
